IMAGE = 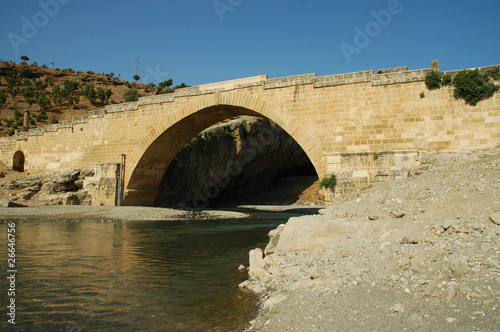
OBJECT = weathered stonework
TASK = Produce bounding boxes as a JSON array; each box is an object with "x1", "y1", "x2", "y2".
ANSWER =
[
  {"x1": 0, "y1": 63, "x2": 499, "y2": 206},
  {"x1": 83, "y1": 163, "x2": 121, "y2": 206}
]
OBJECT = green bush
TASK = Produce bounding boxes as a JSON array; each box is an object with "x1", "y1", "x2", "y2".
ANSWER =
[
  {"x1": 0, "y1": 89, "x2": 7, "y2": 107},
  {"x1": 21, "y1": 86, "x2": 36, "y2": 109},
  {"x1": 424, "y1": 68, "x2": 499, "y2": 106},
  {"x1": 13, "y1": 110, "x2": 22, "y2": 119},
  {"x1": 36, "y1": 94, "x2": 51, "y2": 111},
  {"x1": 159, "y1": 87, "x2": 175, "y2": 94},
  {"x1": 63, "y1": 80, "x2": 79, "y2": 93},
  {"x1": 320, "y1": 174, "x2": 337, "y2": 192},
  {"x1": 453, "y1": 68, "x2": 500, "y2": 106},
  {"x1": 123, "y1": 88, "x2": 140, "y2": 102},
  {"x1": 442, "y1": 73, "x2": 453, "y2": 86},
  {"x1": 486, "y1": 67, "x2": 500, "y2": 80},
  {"x1": 6, "y1": 72, "x2": 19, "y2": 91},
  {"x1": 425, "y1": 70, "x2": 443, "y2": 90}
]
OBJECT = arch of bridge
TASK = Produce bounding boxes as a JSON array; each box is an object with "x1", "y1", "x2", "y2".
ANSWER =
[{"x1": 123, "y1": 91, "x2": 326, "y2": 205}]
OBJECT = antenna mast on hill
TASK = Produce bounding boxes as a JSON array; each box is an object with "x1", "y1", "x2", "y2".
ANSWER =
[{"x1": 135, "y1": 56, "x2": 140, "y2": 76}]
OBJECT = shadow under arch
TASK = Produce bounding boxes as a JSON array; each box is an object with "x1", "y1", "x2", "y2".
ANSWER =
[
  {"x1": 13, "y1": 150, "x2": 25, "y2": 172},
  {"x1": 124, "y1": 94, "x2": 326, "y2": 206}
]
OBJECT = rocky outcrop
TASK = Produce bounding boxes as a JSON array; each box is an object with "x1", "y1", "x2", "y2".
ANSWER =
[
  {"x1": 0, "y1": 168, "x2": 94, "y2": 206},
  {"x1": 155, "y1": 116, "x2": 316, "y2": 208}
]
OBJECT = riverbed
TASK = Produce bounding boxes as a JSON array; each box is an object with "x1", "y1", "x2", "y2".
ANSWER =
[{"x1": 0, "y1": 208, "x2": 295, "y2": 331}]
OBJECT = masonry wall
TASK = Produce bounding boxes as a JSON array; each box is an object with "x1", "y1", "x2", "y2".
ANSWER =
[{"x1": 0, "y1": 65, "x2": 499, "y2": 205}]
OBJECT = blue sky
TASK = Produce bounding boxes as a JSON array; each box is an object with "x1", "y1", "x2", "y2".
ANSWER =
[{"x1": 1, "y1": 0, "x2": 499, "y2": 86}]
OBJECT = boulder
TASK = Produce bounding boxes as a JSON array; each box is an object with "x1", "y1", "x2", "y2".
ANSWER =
[
  {"x1": 264, "y1": 224, "x2": 285, "y2": 255},
  {"x1": 42, "y1": 169, "x2": 80, "y2": 193},
  {"x1": 274, "y1": 216, "x2": 359, "y2": 253},
  {"x1": 248, "y1": 248, "x2": 271, "y2": 279},
  {"x1": 0, "y1": 198, "x2": 25, "y2": 207}
]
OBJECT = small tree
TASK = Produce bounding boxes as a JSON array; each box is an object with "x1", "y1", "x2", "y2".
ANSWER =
[
  {"x1": 133, "y1": 74, "x2": 140, "y2": 82},
  {"x1": 96, "y1": 87, "x2": 106, "y2": 104},
  {"x1": 159, "y1": 79, "x2": 173, "y2": 89},
  {"x1": 0, "y1": 89, "x2": 7, "y2": 107},
  {"x1": 6, "y1": 72, "x2": 19, "y2": 91},
  {"x1": 104, "y1": 88, "x2": 112, "y2": 102},
  {"x1": 33, "y1": 79, "x2": 48, "y2": 93},
  {"x1": 51, "y1": 86, "x2": 64, "y2": 106},
  {"x1": 81, "y1": 83, "x2": 97, "y2": 104},
  {"x1": 20, "y1": 55, "x2": 30, "y2": 62},
  {"x1": 425, "y1": 70, "x2": 443, "y2": 90},
  {"x1": 36, "y1": 94, "x2": 51, "y2": 111},
  {"x1": 63, "y1": 80, "x2": 79, "y2": 94},
  {"x1": 68, "y1": 95, "x2": 80, "y2": 108},
  {"x1": 9, "y1": 87, "x2": 19, "y2": 103},
  {"x1": 21, "y1": 86, "x2": 36, "y2": 109}
]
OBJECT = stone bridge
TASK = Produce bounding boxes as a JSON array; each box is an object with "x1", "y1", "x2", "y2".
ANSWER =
[{"x1": 1, "y1": 63, "x2": 499, "y2": 206}]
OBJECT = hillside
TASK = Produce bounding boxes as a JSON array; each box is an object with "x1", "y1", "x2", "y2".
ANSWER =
[{"x1": 0, "y1": 61, "x2": 178, "y2": 137}]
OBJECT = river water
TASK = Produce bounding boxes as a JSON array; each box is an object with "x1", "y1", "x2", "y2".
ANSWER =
[{"x1": 0, "y1": 213, "x2": 288, "y2": 331}]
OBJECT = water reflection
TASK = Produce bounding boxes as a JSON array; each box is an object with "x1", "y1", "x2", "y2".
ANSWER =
[{"x1": 0, "y1": 218, "x2": 282, "y2": 331}]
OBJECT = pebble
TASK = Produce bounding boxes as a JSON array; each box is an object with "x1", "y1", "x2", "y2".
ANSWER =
[{"x1": 391, "y1": 303, "x2": 405, "y2": 313}]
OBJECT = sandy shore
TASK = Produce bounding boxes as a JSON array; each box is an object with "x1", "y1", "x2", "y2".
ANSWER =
[{"x1": 0, "y1": 205, "x2": 249, "y2": 221}]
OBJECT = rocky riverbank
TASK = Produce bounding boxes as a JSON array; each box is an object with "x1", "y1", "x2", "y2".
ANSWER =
[{"x1": 241, "y1": 147, "x2": 500, "y2": 331}]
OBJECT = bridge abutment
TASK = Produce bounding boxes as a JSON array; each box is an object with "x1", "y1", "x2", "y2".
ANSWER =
[{"x1": 324, "y1": 150, "x2": 420, "y2": 201}]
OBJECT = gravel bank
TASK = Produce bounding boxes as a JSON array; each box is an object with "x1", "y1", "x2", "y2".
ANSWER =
[
  {"x1": 0, "y1": 205, "x2": 249, "y2": 221},
  {"x1": 242, "y1": 147, "x2": 500, "y2": 331}
]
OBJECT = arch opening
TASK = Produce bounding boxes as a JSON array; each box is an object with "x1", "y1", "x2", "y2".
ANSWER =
[
  {"x1": 124, "y1": 103, "x2": 325, "y2": 206},
  {"x1": 154, "y1": 116, "x2": 320, "y2": 209},
  {"x1": 13, "y1": 151, "x2": 25, "y2": 172}
]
